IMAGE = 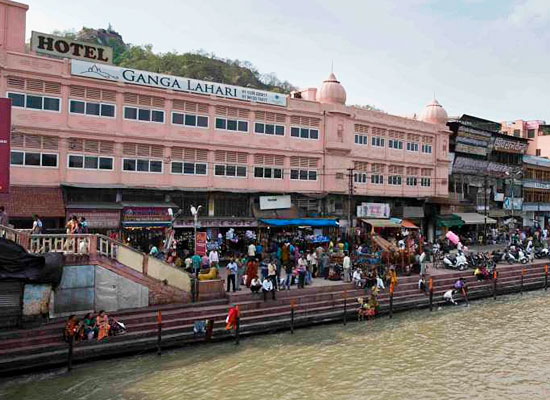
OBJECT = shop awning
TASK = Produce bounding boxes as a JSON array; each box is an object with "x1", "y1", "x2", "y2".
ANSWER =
[
  {"x1": 259, "y1": 218, "x2": 339, "y2": 227},
  {"x1": 361, "y1": 218, "x2": 402, "y2": 228},
  {"x1": 401, "y1": 219, "x2": 419, "y2": 229},
  {"x1": 122, "y1": 221, "x2": 172, "y2": 228},
  {"x1": 437, "y1": 215, "x2": 464, "y2": 228},
  {"x1": 453, "y1": 213, "x2": 497, "y2": 225}
]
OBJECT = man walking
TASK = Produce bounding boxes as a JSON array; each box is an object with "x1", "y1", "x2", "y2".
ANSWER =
[{"x1": 226, "y1": 258, "x2": 238, "y2": 292}]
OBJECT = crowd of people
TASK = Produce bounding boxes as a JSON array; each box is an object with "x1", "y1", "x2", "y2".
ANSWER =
[{"x1": 63, "y1": 311, "x2": 126, "y2": 342}]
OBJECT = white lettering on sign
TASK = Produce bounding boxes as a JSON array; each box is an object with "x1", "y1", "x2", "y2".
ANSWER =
[{"x1": 71, "y1": 60, "x2": 287, "y2": 107}]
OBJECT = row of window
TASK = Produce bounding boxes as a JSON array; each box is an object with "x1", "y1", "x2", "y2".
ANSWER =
[
  {"x1": 354, "y1": 133, "x2": 433, "y2": 153},
  {"x1": 353, "y1": 172, "x2": 432, "y2": 186}
]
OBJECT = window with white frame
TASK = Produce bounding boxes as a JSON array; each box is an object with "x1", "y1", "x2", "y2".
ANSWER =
[
  {"x1": 422, "y1": 144, "x2": 432, "y2": 154},
  {"x1": 406, "y1": 176, "x2": 418, "y2": 186},
  {"x1": 290, "y1": 126, "x2": 319, "y2": 140},
  {"x1": 253, "y1": 154, "x2": 284, "y2": 179},
  {"x1": 371, "y1": 136, "x2": 385, "y2": 147},
  {"x1": 354, "y1": 134, "x2": 368, "y2": 145},
  {"x1": 254, "y1": 122, "x2": 285, "y2": 136},
  {"x1": 406, "y1": 142, "x2": 419, "y2": 152},
  {"x1": 68, "y1": 154, "x2": 113, "y2": 170},
  {"x1": 10, "y1": 150, "x2": 58, "y2": 168},
  {"x1": 421, "y1": 178, "x2": 432, "y2": 187},
  {"x1": 388, "y1": 139, "x2": 403, "y2": 149},
  {"x1": 388, "y1": 175, "x2": 402, "y2": 185},
  {"x1": 421, "y1": 168, "x2": 432, "y2": 187},
  {"x1": 122, "y1": 158, "x2": 163, "y2": 173},
  {"x1": 215, "y1": 117, "x2": 248, "y2": 132},
  {"x1": 371, "y1": 164, "x2": 384, "y2": 184},
  {"x1": 171, "y1": 147, "x2": 208, "y2": 176},
  {"x1": 290, "y1": 156, "x2": 318, "y2": 181},
  {"x1": 214, "y1": 150, "x2": 248, "y2": 178},
  {"x1": 69, "y1": 99, "x2": 115, "y2": 118},
  {"x1": 124, "y1": 106, "x2": 164, "y2": 123},
  {"x1": 7, "y1": 92, "x2": 60, "y2": 112},
  {"x1": 171, "y1": 112, "x2": 209, "y2": 128},
  {"x1": 354, "y1": 172, "x2": 367, "y2": 184}
]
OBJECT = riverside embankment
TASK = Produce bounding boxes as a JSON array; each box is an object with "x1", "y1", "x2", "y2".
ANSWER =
[{"x1": 0, "y1": 260, "x2": 548, "y2": 376}]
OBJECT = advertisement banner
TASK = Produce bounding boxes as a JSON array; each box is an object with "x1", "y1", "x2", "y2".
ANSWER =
[
  {"x1": 503, "y1": 197, "x2": 523, "y2": 210},
  {"x1": 259, "y1": 195, "x2": 291, "y2": 210},
  {"x1": 71, "y1": 59, "x2": 287, "y2": 106},
  {"x1": 0, "y1": 98, "x2": 11, "y2": 194},
  {"x1": 357, "y1": 202, "x2": 390, "y2": 218},
  {"x1": 122, "y1": 207, "x2": 171, "y2": 222},
  {"x1": 195, "y1": 232, "x2": 207, "y2": 256},
  {"x1": 31, "y1": 31, "x2": 113, "y2": 64}
]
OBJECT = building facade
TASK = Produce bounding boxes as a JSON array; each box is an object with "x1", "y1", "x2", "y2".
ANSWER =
[{"x1": 0, "y1": 0, "x2": 450, "y2": 241}]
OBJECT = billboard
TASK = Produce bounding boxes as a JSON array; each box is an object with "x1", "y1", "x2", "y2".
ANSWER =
[
  {"x1": 31, "y1": 31, "x2": 113, "y2": 64},
  {"x1": 71, "y1": 59, "x2": 287, "y2": 106},
  {"x1": 0, "y1": 98, "x2": 11, "y2": 194},
  {"x1": 259, "y1": 195, "x2": 291, "y2": 210}
]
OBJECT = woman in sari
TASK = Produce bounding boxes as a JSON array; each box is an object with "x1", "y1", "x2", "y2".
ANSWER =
[
  {"x1": 79, "y1": 312, "x2": 96, "y2": 340},
  {"x1": 245, "y1": 258, "x2": 258, "y2": 287},
  {"x1": 63, "y1": 315, "x2": 78, "y2": 342},
  {"x1": 96, "y1": 310, "x2": 111, "y2": 341}
]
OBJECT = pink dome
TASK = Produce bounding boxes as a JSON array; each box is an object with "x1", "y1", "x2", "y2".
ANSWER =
[
  {"x1": 317, "y1": 72, "x2": 346, "y2": 105},
  {"x1": 420, "y1": 98, "x2": 448, "y2": 124}
]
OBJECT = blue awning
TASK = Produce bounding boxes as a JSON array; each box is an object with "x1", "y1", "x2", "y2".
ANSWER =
[{"x1": 259, "y1": 218, "x2": 339, "y2": 227}]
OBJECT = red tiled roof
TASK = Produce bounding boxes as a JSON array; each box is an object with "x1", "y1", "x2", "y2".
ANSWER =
[{"x1": 0, "y1": 186, "x2": 65, "y2": 218}]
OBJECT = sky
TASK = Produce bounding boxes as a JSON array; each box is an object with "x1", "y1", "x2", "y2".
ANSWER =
[{"x1": 23, "y1": 0, "x2": 550, "y2": 122}]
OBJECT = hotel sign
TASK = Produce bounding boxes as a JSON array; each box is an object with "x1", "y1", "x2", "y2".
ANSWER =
[
  {"x1": 71, "y1": 60, "x2": 288, "y2": 106},
  {"x1": 31, "y1": 31, "x2": 113, "y2": 64}
]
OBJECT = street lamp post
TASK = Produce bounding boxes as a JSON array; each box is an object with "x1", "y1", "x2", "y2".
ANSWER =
[{"x1": 190, "y1": 205, "x2": 202, "y2": 254}]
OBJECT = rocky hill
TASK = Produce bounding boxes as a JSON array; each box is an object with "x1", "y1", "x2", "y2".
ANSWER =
[{"x1": 52, "y1": 26, "x2": 295, "y2": 93}]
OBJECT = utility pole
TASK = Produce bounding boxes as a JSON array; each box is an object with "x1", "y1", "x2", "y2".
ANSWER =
[
  {"x1": 347, "y1": 167, "x2": 355, "y2": 247},
  {"x1": 484, "y1": 175, "x2": 488, "y2": 245}
]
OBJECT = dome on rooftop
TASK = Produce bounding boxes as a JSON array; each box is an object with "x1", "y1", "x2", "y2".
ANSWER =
[
  {"x1": 317, "y1": 72, "x2": 346, "y2": 105},
  {"x1": 420, "y1": 98, "x2": 448, "y2": 125}
]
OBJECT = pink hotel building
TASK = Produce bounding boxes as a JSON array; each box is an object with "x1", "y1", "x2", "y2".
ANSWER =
[{"x1": 0, "y1": 0, "x2": 450, "y2": 241}]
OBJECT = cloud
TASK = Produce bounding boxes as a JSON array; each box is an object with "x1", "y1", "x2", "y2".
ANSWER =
[{"x1": 508, "y1": 0, "x2": 550, "y2": 26}]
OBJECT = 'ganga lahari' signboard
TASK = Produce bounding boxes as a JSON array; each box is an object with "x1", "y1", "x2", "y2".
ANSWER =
[
  {"x1": 31, "y1": 31, "x2": 113, "y2": 64},
  {"x1": 71, "y1": 59, "x2": 288, "y2": 107}
]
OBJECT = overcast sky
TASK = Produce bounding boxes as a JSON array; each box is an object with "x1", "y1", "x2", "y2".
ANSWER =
[{"x1": 24, "y1": 0, "x2": 550, "y2": 122}]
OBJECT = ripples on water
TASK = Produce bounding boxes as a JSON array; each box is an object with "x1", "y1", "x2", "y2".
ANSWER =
[{"x1": 2, "y1": 292, "x2": 550, "y2": 400}]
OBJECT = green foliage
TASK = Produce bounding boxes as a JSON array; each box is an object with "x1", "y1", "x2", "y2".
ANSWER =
[{"x1": 50, "y1": 26, "x2": 295, "y2": 93}]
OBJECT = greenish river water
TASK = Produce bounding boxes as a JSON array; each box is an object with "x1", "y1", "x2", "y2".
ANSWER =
[{"x1": 2, "y1": 291, "x2": 550, "y2": 400}]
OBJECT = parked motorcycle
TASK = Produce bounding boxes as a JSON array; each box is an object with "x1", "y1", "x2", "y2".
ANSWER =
[{"x1": 443, "y1": 251, "x2": 469, "y2": 271}]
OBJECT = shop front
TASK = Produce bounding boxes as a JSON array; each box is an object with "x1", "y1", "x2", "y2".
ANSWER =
[
  {"x1": 173, "y1": 217, "x2": 258, "y2": 256},
  {"x1": 121, "y1": 203, "x2": 176, "y2": 252},
  {"x1": 258, "y1": 218, "x2": 340, "y2": 251}
]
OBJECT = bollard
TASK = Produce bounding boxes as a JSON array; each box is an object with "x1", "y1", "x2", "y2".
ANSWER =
[
  {"x1": 157, "y1": 310, "x2": 162, "y2": 355},
  {"x1": 493, "y1": 270, "x2": 497, "y2": 300},
  {"x1": 428, "y1": 277, "x2": 434, "y2": 312},
  {"x1": 235, "y1": 305, "x2": 240, "y2": 345},
  {"x1": 389, "y1": 283, "x2": 394, "y2": 319},
  {"x1": 67, "y1": 334, "x2": 74, "y2": 372},
  {"x1": 343, "y1": 290, "x2": 347, "y2": 326},
  {"x1": 545, "y1": 265, "x2": 548, "y2": 291},
  {"x1": 521, "y1": 268, "x2": 525, "y2": 295},
  {"x1": 290, "y1": 299, "x2": 295, "y2": 334}
]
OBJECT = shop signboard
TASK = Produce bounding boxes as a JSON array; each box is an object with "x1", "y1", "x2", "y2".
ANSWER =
[
  {"x1": 356, "y1": 202, "x2": 390, "y2": 218},
  {"x1": 455, "y1": 142, "x2": 487, "y2": 156},
  {"x1": 503, "y1": 197, "x2": 523, "y2": 210},
  {"x1": 0, "y1": 98, "x2": 10, "y2": 194},
  {"x1": 523, "y1": 181, "x2": 550, "y2": 190},
  {"x1": 66, "y1": 209, "x2": 121, "y2": 229},
  {"x1": 71, "y1": 60, "x2": 287, "y2": 106},
  {"x1": 122, "y1": 207, "x2": 171, "y2": 222},
  {"x1": 174, "y1": 218, "x2": 258, "y2": 228},
  {"x1": 195, "y1": 232, "x2": 207, "y2": 256},
  {"x1": 31, "y1": 31, "x2": 113, "y2": 64},
  {"x1": 259, "y1": 195, "x2": 291, "y2": 210},
  {"x1": 492, "y1": 136, "x2": 528, "y2": 154}
]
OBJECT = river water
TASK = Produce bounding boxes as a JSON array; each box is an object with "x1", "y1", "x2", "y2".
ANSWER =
[{"x1": 2, "y1": 291, "x2": 550, "y2": 400}]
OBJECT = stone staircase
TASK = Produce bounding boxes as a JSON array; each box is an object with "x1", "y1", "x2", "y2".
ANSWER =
[{"x1": 0, "y1": 261, "x2": 547, "y2": 375}]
